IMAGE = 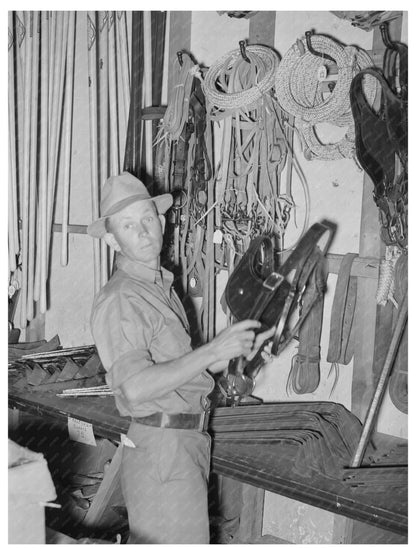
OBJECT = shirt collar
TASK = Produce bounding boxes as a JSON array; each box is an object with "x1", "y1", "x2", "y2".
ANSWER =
[{"x1": 116, "y1": 254, "x2": 173, "y2": 290}]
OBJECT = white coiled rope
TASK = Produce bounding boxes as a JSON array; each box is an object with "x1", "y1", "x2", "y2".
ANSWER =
[
  {"x1": 203, "y1": 45, "x2": 279, "y2": 117},
  {"x1": 275, "y1": 35, "x2": 377, "y2": 160}
]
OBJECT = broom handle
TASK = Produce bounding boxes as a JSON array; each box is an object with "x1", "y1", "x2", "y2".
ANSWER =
[
  {"x1": 46, "y1": 11, "x2": 67, "y2": 232},
  {"x1": 98, "y1": 11, "x2": 109, "y2": 287},
  {"x1": 48, "y1": 11, "x2": 56, "y2": 126},
  {"x1": 37, "y1": 11, "x2": 49, "y2": 314},
  {"x1": 116, "y1": 11, "x2": 130, "y2": 131},
  {"x1": 20, "y1": 11, "x2": 34, "y2": 330},
  {"x1": 108, "y1": 12, "x2": 119, "y2": 175},
  {"x1": 61, "y1": 11, "x2": 76, "y2": 267},
  {"x1": 87, "y1": 11, "x2": 101, "y2": 295},
  {"x1": 26, "y1": 11, "x2": 40, "y2": 322},
  {"x1": 8, "y1": 12, "x2": 19, "y2": 269},
  {"x1": 350, "y1": 290, "x2": 408, "y2": 467},
  {"x1": 15, "y1": 12, "x2": 25, "y2": 234},
  {"x1": 143, "y1": 11, "x2": 153, "y2": 181}
]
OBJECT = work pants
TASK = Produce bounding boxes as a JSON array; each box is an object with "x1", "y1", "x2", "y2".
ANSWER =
[{"x1": 121, "y1": 421, "x2": 211, "y2": 544}]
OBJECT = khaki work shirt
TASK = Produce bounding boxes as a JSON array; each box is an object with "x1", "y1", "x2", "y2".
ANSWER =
[{"x1": 91, "y1": 255, "x2": 214, "y2": 417}]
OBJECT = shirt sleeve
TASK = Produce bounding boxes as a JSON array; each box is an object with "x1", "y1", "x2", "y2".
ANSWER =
[{"x1": 91, "y1": 289, "x2": 154, "y2": 395}]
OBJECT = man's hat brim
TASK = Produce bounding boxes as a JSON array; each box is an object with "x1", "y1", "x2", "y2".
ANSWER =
[{"x1": 87, "y1": 193, "x2": 173, "y2": 238}]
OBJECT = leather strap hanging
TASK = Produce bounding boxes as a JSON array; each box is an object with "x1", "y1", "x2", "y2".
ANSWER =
[
  {"x1": 327, "y1": 253, "x2": 358, "y2": 367},
  {"x1": 350, "y1": 65, "x2": 407, "y2": 248},
  {"x1": 288, "y1": 256, "x2": 328, "y2": 394}
]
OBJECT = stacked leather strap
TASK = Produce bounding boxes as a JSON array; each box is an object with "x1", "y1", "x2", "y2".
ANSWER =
[{"x1": 209, "y1": 401, "x2": 366, "y2": 480}]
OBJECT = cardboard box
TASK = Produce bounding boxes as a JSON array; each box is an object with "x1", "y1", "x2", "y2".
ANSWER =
[{"x1": 8, "y1": 440, "x2": 57, "y2": 544}]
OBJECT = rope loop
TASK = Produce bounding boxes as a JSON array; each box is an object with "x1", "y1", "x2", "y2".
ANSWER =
[
  {"x1": 274, "y1": 35, "x2": 377, "y2": 160},
  {"x1": 203, "y1": 45, "x2": 279, "y2": 117}
]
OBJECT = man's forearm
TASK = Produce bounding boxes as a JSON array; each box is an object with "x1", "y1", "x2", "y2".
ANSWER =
[{"x1": 119, "y1": 342, "x2": 217, "y2": 405}]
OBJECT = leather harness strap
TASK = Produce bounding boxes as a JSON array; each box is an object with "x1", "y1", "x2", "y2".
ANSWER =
[
  {"x1": 327, "y1": 253, "x2": 358, "y2": 367},
  {"x1": 288, "y1": 254, "x2": 328, "y2": 395}
]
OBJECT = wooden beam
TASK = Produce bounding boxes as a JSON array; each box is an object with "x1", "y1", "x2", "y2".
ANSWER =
[
  {"x1": 249, "y1": 11, "x2": 275, "y2": 46},
  {"x1": 52, "y1": 223, "x2": 87, "y2": 234},
  {"x1": 167, "y1": 11, "x2": 192, "y2": 98},
  {"x1": 327, "y1": 253, "x2": 379, "y2": 279}
]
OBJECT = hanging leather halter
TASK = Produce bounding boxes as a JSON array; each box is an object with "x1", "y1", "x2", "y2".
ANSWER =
[
  {"x1": 349, "y1": 39, "x2": 407, "y2": 248},
  {"x1": 219, "y1": 220, "x2": 336, "y2": 405}
]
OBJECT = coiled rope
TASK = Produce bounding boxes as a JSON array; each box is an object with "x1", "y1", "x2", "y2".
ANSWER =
[
  {"x1": 275, "y1": 35, "x2": 377, "y2": 160},
  {"x1": 203, "y1": 45, "x2": 279, "y2": 117}
]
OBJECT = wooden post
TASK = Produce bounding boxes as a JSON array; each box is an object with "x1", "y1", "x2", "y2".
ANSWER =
[
  {"x1": 167, "y1": 11, "x2": 191, "y2": 98},
  {"x1": 352, "y1": 15, "x2": 403, "y2": 421},
  {"x1": 237, "y1": 484, "x2": 265, "y2": 542},
  {"x1": 83, "y1": 442, "x2": 123, "y2": 528}
]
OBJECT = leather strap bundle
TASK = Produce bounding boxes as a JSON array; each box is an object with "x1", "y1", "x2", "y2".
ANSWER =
[
  {"x1": 209, "y1": 401, "x2": 366, "y2": 480},
  {"x1": 220, "y1": 220, "x2": 335, "y2": 405}
]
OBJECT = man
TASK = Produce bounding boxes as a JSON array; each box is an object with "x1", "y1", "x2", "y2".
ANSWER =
[{"x1": 88, "y1": 172, "x2": 272, "y2": 544}]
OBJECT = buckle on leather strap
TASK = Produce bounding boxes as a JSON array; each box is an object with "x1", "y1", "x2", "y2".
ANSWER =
[{"x1": 263, "y1": 272, "x2": 283, "y2": 292}]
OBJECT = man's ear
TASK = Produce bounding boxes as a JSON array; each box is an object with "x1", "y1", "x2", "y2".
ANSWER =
[
  {"x1": 103, "y1": 232, "x2": 121, "y2": 252},
  {"x1": 159, "y1": 214, "x2": 166, "y2": 233}
]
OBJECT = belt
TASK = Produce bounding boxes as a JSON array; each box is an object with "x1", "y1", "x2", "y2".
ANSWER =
[{"x1": 131, "y1": 411, "x2": 210, "y2": 432}]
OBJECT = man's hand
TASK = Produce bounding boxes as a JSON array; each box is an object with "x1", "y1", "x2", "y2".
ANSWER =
[
  {"x1": 246, "y1": 325, "x2": 276, "y2": 361},
  {"x1": 206, "y1": 319, "x2": 261, "y2": 374}
]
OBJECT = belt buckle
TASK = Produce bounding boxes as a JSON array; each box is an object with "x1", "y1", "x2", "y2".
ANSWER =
[
  {"x1": 198, "y1": 409, "x2": 210, "y2": 432},
  {"x1": 263, "y1": 272, "x2": 283, "y2": 292}
]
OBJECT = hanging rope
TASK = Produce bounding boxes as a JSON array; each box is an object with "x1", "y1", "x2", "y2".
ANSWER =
[
  {"x1": 203, "y1": 45, "x2": 278, "y2": 115},
  {"x1": 157, "y1": 54, "x2": 196, "y2": 143},
  {"x1": 275, "y1": 35, "x2": 376, "y2": 161},
  {"x1": 376, "y1": 245, "x2": 402, "y2": 307}
]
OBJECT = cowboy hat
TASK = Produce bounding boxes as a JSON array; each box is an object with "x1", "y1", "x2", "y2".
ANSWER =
[{"x1": 87, "y1": 172, "x2": 173, "y2": 238}]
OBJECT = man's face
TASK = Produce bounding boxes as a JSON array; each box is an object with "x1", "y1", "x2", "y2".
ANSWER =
[{"x1": 106, "y1": 200, "x2": 165, "y2": 267}]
